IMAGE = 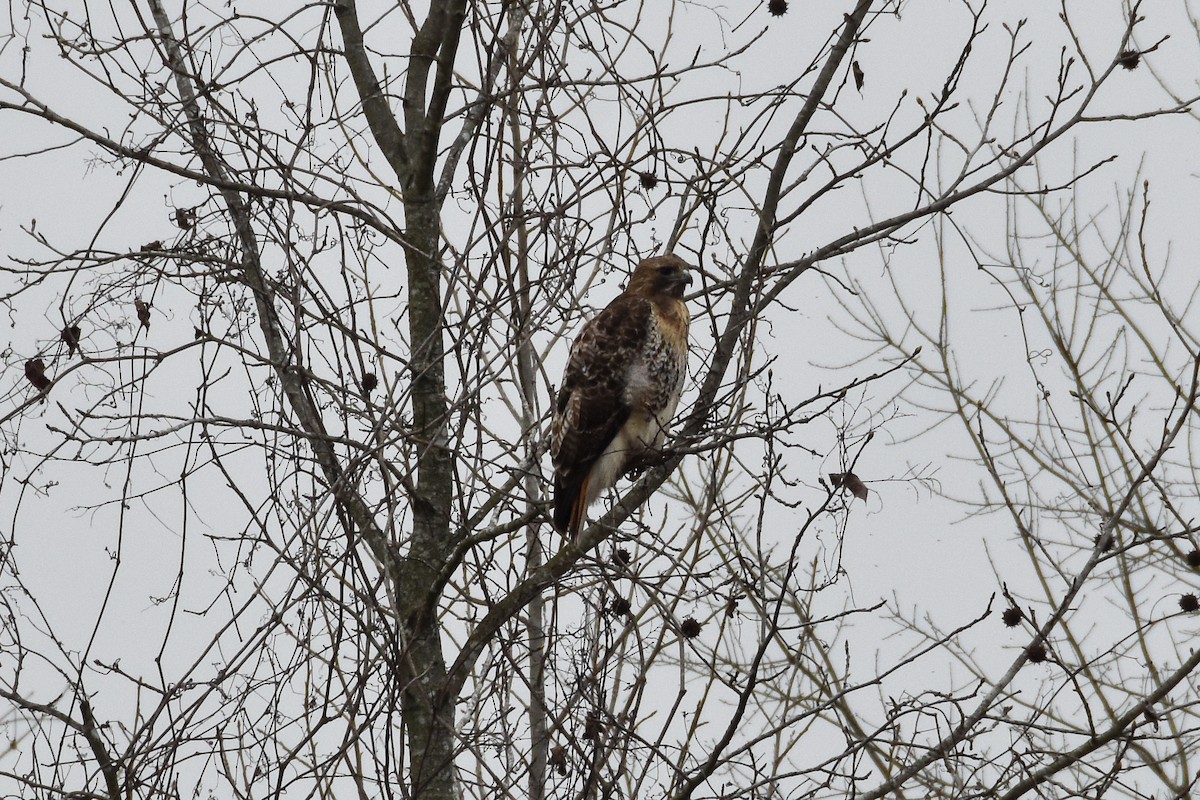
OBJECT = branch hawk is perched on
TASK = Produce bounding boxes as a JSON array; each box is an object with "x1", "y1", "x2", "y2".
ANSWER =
[{"x1": 551, "y1": 254, "x2": 693, "y2": 535}]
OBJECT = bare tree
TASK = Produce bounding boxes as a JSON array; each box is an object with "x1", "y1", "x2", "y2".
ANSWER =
[
  {"x1": 832, "y1": 156, "x2": 1200, "y2": 800},
  {"x1": 0, "y1": 1, "x2": 1196, "y2": 799}
]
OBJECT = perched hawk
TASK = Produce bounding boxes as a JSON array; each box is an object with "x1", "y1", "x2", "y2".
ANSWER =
[{"x1": 551, "y1": 254, "x2": 693, "y2": 535}]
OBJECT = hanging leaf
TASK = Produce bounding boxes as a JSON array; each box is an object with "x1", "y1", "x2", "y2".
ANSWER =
[
  {"x1": 582, "y1": 712, "x2": 603, "y2": 742},
  {"x1": 135, "y1": 299, "x2": 152, "y2": 330},
  {"x1": 24, "y1": 358, "x2": 52, "y2": 392},
  {"x1": 548, "y1": 745, "x2": 568, "y2": 776},
  {"x1": 852, "y1": 61, "x2": 865, "y2": 92},
  {"x1": 829, "y1": 471, "x2": 868, "y2": 501},
  {"x1": 172, "y1": 206, "x2": 197, "y2": 230},
  {"x1": 61, "y1": 324, "x2": 81, "y2": 356}
]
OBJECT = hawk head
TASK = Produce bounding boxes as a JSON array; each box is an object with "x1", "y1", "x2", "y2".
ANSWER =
[{"x1": 627, "y1": 254, "x2": 694, "y2": 299}]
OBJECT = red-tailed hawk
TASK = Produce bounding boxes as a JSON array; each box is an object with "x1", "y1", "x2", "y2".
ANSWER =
[{"x1": 551, "y1": 254, "x2": 693, "y2": 535}]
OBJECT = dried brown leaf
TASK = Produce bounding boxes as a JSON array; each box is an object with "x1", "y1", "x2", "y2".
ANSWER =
[
  {"x1": 548, "y1": 745, "x2": 567, "y2": 776},
  {"x1": 24, "y1": 358, "x2": 51, "y2": 392},
  {"x1": 829, "y1": 471, "x2": 868, "y2": 501},
  {"x1": 135, "y1": 299, "x2": 151, "y2": 330},
  {"x1": 172, "y1": 207, "x2": 196, "y2": 230},
  {"x1": 61, "y1": 324, "x2": 81, "y2": 356}
]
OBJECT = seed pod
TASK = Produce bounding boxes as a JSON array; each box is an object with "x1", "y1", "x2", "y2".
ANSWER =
[
  {"x1": 608, "y1": 597, "x2": 632, "y2": 617},
  {"x1": 1116, "y1": 49, "x2": 1141, "y2": 70}
]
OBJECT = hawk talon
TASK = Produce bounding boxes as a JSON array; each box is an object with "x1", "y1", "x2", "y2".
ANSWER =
[{"x1": 623, "y1": 447, "x2": 675, "y2": 481}]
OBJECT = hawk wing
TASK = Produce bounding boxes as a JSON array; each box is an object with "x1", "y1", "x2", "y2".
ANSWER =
[{"x1": 551, "y1": 294, "x2": 653, "y2": 534}]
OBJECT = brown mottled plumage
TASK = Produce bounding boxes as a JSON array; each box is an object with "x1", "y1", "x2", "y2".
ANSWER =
[{"x1": 551, "y1": 254, "x2": 692, "y2": 536}]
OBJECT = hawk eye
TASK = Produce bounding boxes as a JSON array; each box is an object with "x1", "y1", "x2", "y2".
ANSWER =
[{"x1": 659, "y1": 266, "x2": 675, "y2": 275}]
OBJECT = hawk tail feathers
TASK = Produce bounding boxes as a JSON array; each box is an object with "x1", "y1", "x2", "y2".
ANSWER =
[
  {"x1": 569, "y1": 475, "x2": 590, "y2": 536},
  {"x1": 553, "y1": 473, "x2": 589, "y2": 536}
]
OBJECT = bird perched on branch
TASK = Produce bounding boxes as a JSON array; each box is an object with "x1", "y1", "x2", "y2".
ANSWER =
[{"x1": 551, "y1": 254, "x2": 693, "y2": 536}]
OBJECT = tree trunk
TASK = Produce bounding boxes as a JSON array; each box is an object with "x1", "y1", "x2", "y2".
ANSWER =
[{"x1": 397, "y1": 196, "x2": 458, "y2": 800}]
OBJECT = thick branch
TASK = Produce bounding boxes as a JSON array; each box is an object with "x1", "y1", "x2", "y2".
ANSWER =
[
  {"x1": 332, "y1": 0, "x2": 411, "y2": 183},
  {"x1": 440, "y1": 0, "x2": 877, "y2": 708},
  {"x1": 989, "y1": 644, "x2": 1200, "y2": 800},
  {"x1": 0, "y1": 78, "x2": 403, "y2": 242},
  {"x1": 855, "y1": 354, "x2": 1200, "y2": 800},
  {"x1": 145, "y1": 1, "x2": 391, "y2": 568}
]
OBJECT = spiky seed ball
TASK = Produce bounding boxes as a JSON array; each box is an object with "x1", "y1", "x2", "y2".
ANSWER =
[
  {"x1": 609, "y1": 597, "x2": 631, "y2": 617},
  {"x1": 1026, "y1": 643, "x2": 1048, "y2": 663},
  {"x1": 638, "y1": 171, "x2": 658, "y2": 190},
  {"x1": 767, "y1": 0, "x2": 788, "y2": 15},
  {"x1": 612, "y1": 548, "x2": 632, "y2": 567},
  {"x1": 1002, "y1": 607, "x2": 1023, "y2": 627},
  {"x1": 1180, "y1": 593, "x2": 1199, "y2": 613},
  {"x1": 361, "y1": 372, "x2": 378, "y2": 394},
  {"x1": 1116, "y1": 50, "x2": 1141, "y2": 70},
  {"x1": 680, "y1": 616, "x2": 703, "y2": 639},
  {"x1": 1185, "y1": 549, "x2": 1200, "y2": 569}
]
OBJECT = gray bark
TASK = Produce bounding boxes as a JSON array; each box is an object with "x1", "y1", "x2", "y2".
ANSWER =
[{"x1": 333, "y1": 1, "x2": 466, "y2": 797}]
